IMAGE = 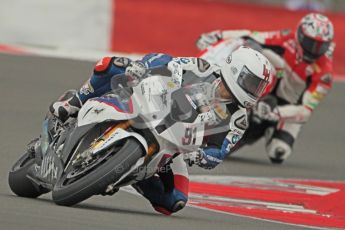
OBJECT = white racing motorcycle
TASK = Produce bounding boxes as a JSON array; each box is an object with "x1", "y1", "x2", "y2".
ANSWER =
[{"x1": 8, "y1": 62, "x2": 223, "y2": 206}]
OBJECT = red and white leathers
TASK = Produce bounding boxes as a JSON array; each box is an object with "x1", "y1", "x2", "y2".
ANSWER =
[{"x1": 200, "y1": 29, "x2": 334, "y2": 161}]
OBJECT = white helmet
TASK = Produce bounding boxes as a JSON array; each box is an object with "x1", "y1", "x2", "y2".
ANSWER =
[{"x1": 220, "y1": 46, "x2": 272, "y2": 108}]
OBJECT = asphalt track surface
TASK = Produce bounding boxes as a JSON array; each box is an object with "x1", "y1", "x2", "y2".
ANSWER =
[{"x1": 0, "y1": 53, "x2": 344, "y2": 230}]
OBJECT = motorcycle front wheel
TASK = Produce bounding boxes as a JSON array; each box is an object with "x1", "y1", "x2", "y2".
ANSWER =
[{"x1": 52, "y1": 138, "x2": 143, "y2": 206}]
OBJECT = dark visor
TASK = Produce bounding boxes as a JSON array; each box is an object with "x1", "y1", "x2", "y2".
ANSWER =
[
  {"x1": 298, "y1": 26, "x2": 330, "y2": 57},
  {"x1": 237, "y1": 65, "x2": 268, "y2": 98}
]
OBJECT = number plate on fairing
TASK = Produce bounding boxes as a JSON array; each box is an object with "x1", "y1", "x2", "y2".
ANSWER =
[{"x1": 158, "y1": 122, "x2": 205, "y2": 151}]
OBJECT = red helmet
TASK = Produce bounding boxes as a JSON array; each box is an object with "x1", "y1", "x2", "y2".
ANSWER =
[{"x1": 296, "y1": 13, "x2": 334, "y2": 62}]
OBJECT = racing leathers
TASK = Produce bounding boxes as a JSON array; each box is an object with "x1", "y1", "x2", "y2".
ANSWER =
[
  {"x1": 50, "y1": 53, "x2": 248, "y2": 214},
  {"x1": 197, "y1": 29, "x2": 334, "y2": 162}
]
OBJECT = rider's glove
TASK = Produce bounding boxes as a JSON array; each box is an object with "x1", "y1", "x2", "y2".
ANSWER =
[
  {"x1": 186, "y1": 148, "x2": 223, "y2": 169},
  {"x1": 253, "y1": 100, "x2": 280, "y2": 122},
  {"x1": 184, "y1": 151, "x2": 201, "y2": 167},
  {"x1": 196, "y1": 30, "x2": 223, "y2": 50},
  {"x1": 125, "y1": 61, "x2": 148, "y2": 82},
  {"x1": 198, "y1": 148, "x2": 224, "y2": 169}
]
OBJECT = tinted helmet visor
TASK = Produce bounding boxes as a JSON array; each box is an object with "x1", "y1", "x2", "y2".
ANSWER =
[{"x1": 237, "y1": 65, "x2": 269, "y2": 98}]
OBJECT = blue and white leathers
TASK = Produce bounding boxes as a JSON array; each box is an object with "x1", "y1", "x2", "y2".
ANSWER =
[{"x1": 74, "y1": 53, "x2": 248, "y2": 214}]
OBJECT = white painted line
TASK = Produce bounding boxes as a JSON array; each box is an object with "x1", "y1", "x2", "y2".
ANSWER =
[
  {"x1": 189, "y1": 175, "x2": 339, "y2": 196},
  {"x1": 188, "y1": 204, "x2": 340, "y2": 230},
  {"x1": 189, "y1": 193, "x2": 317, "y2": 214},
  {"x1": 119, "y1": 185, "x2": 338, "y2": 230}
]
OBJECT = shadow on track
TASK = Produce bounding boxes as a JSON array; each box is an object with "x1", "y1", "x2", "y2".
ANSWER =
[
  {"x1": 0, "y1": 192, "x2": 52, "y2": 203},
  {"x1": 75, "y1": 202, "x2": 201, "y2": 221},
  {"x1": 225, "y1": 156, "x2": 270, "y2": 165},
  {"x1": 1, "y1": 192, "x2": 197, "y2": 220},
  {"x1": 75, "y1": 202, "x2": 161, "y2": 217}
]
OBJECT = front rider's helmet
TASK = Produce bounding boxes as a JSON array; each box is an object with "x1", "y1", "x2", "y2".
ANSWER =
[
  {"x1": 220, "y1": 46, "x2": 272, "y2": 108},
  {"x1": 296, "y1": 13, "x2": 334, "y2": 63}
]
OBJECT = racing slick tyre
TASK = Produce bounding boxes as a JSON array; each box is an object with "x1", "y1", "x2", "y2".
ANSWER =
[
  {"x1": 8, "y1": 152, "x2": 49, "y2": 198},
  {"x1": 52, "y1": 138, "x2": 143, "y2": 206}
]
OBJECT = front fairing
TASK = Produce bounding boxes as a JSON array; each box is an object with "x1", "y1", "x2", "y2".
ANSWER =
[
  {"x1": 130, "y1": 75, "x2": 177, "y2": 128},
  {"x1": 77, "y1": 96, "x2": 138, "y2": 127},
  {"x1": 77, "y1": 66, "x2": 181, "y2": 127}
]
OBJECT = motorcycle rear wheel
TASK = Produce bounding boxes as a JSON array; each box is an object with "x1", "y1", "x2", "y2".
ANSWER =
[{"x1": 52, "y1": 138, "x2": 143, "y2": 206}]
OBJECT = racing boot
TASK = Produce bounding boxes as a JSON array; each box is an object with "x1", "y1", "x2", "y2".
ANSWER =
[{"x1": 49, "y1": 90, "x2": 82, "y2": 123}]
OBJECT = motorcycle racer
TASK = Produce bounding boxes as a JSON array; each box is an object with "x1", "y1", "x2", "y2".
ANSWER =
[
  {"x1": 48, "y1": 47, "x2": 272, "y2": 214},
  {"x1": 196, "y1": 13, "x2": 335, "y2": 163}
]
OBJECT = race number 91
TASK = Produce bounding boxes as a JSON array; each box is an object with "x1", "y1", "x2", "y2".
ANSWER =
[{"x1": 182, "y1": 127, "x2": 197, "y2": 145}]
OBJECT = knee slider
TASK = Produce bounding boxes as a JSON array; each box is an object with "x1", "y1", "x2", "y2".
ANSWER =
[
  {"x1": 172, "y1": 200, "x2": 187, "y2": 212},
  {"x1": 266, "y1": 138, "x2": 292, "y2": 164},
  {"x1": 153, "y1": 200, "x2": 187, "y2": 215},
  {"x1": 152, "y1": 189, "x2": 188, "y2": 215},
  {"x1": 170, "y1": 189, "x2": 188, "y2": 213}
]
